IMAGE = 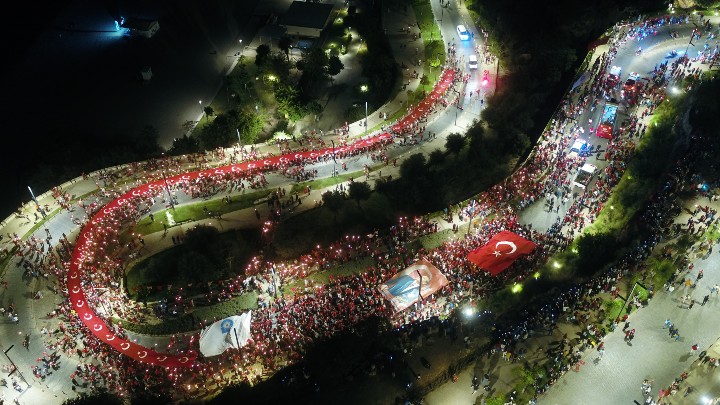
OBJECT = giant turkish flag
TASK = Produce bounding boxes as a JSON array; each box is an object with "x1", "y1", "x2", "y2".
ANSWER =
[{"x1": 467, "y1": 230, "x2": 536, "y2": 275}]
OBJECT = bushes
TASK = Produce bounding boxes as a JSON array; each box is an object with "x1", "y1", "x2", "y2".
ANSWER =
[
  {"x1": 126, "y1": 226, "x2": 259, "y2": 297},
  {"x1": 120, "y1": 291, "x2": 258, "y2": 335}
]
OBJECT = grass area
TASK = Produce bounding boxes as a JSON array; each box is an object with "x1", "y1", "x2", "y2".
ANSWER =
[
  {"x1": 126, "y1": 227, "x2": 260, "y2": 298},
  {"x1": 703, "y1": 222, "x2": 720, "y2": 243},
  {"x1": 130, "y1": 189, "x2": 272, "y2": 236},
  {"x1": 410, "y1": 0, "x2": 446, "y2": 94},
  {"x1": 282, "y1": 256, "x2": 375, "y2": 296},
  {"x1": 418, "y1": 228, "x2": 453, "y2": 250},
  {"x1": 290, "y1": 170, "x2": 364, "y2": 194},
  {"x1": 119, "y1": 291, "x2": 259, "y2": 335}
]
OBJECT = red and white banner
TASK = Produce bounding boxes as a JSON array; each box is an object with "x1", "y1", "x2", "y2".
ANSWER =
[{"x1": 467, "y1": 230, "x2": 536, "y2": 275}]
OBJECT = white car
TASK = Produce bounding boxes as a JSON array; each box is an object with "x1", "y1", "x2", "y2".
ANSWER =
[
  {"x1": 468, "y1": 54, "x2": 478, "y2": 69},
  {"x1": 457, "y1": 25, "x2": 469, "y2": 41}
]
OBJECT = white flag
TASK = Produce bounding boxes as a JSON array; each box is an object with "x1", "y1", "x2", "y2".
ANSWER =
[{"x1": 199, "y1": 311, "x2": 252, "y2": 357}]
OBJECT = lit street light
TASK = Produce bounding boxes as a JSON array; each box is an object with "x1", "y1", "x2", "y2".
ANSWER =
[
  {"x1": 27, "y1": 186, "x2": 46, "y2": 218},
  {"x1": 364, "y1": 101, "x2": 368, "y2": 135}
]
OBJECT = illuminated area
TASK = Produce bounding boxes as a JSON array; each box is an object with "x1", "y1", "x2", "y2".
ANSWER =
[{"x1": 2, "y1": 1, "x2": 720, "y2": 405}]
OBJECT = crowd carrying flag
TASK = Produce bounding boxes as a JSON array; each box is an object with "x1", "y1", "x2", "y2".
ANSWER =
[
  {"x1": 199, "y1": 311, "x2": 252, "y2": 357},
  {"x1": 467, "y1": 230, "x2": 536, "y2": 275},
  {"x1": 378, "y1": 259, "x2": 449, "y2": 312}
]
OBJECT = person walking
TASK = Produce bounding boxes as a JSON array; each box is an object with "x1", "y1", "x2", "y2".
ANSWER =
[
  {"x1": 663, "y1": 319, "x2": 671, "y2": 329},
  {"x1": 690, "y1": 343, "x2": 699, "y2": 355},
  {"x1": 688, "y1": 299, "x2": 696, "y2": 310},
  {"x1": 702, "y1": 294, "x2": 710, "y2": 306}
]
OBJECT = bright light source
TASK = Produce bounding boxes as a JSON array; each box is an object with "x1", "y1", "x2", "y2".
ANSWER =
[
  {"x1": 360, "y1": 84, "x2": 368, "y2": 92},
  {"x1": 553, "y1": 261, "x2": 562, "y2": 269},
  {"x1": 533, "y1": 272, "x2": 540, "y2": 280},
  {"x1": 511, "y1": 283, "x2": 522, "y2": 294},
  {"x1": 670, "y1": 86, "x2": 680, "y2": 95},
  {"x1": 463, "y1": 307, "x2": 474, "y2": 317}
]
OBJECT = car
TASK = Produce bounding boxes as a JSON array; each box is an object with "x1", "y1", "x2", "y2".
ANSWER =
[
  {"x1": 569, "y1": 138, "x2": 590, "y2": 158},
  {"x1": 457, "y1": 25, "x2": 469, "y2": 41},
  {"x1": 573, "y1": 163, "x2": 597, "y2": 189},
  {"x1": 468, "y1": 54, "x2": 478, "y2": 69}
]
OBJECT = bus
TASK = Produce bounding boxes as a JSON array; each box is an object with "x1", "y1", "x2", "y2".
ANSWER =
[{"x1": 596, "y1": 102, "x2": 618, "y2": 139}]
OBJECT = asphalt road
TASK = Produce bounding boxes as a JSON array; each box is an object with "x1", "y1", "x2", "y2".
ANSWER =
[{"x1": 0, "y1": 6, "x2": 717, "y2": 405}]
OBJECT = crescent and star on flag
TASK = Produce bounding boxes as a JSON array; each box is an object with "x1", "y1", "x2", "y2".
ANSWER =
[{"x1": 492, "y1": 240, "x2": 517, "y2": 257}]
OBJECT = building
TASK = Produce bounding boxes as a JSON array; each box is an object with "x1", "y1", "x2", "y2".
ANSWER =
[
  {"x1": 279, "y1": 1, "x2": 335, "y2": 38},
  {"x1": 122, "y1": 18, "x2": 160, "y2": 38}
]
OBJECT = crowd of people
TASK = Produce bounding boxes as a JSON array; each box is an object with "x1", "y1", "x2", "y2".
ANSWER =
[{"x1": 1, "y1": 11, "x2": 717, "y2": 404}]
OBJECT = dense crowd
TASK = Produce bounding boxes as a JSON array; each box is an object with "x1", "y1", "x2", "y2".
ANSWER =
[{"x1": 2, "y1": 11, "x2": 718, "y2": 404}]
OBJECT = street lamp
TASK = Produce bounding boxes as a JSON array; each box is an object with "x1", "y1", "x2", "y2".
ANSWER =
[
  {"x1": 364, "y1": 101, "x2": 368, "y2": 135},
  {"x1": 27, "y1": 186, "x2": 47, "y2": 218}
]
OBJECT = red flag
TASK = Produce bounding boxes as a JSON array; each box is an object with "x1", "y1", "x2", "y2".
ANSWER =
[{"x1": 467, "y1": 230, "x2": 536, "y2": 275}]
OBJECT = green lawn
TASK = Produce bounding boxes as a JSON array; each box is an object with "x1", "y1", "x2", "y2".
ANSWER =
[
  {"x1": 131, "y1": 189, "x2": 272, "y2": 236},
  {"x1": 282, "y1": 256, "x2": 375, "y2": 296},
  {"x1": 290, "y1": 170, "x2": 364, "y2": 194}
]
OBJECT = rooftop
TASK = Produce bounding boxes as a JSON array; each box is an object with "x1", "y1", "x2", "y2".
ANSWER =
[{"x1": 279, "y1": 1, "x2": 334, "y2": 30}]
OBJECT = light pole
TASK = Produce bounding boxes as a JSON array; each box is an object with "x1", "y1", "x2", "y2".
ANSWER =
[
  {"x1": 331, "y1": 140, "x2": 337, "y2": 177},
  {"x1": 3, "y1": 345, "x2": 30, "y2": 388},
  {"x1": 364, "y1": 101, "x2": 368, "y2": 135},
  {"x1": 416, "y1": 269, "x2": 424, "y2": 309},
  {"x1": 199, "y1": 100, "x2": 203, "y2": 115},
  {"x1": 236, "y1": 128, "x2": 242, "y2": 147},
  {"x1": 162, "y1": 171, "x2": 176, "y2": 211},
  {"x1": 27, "y1": 186, "x2": 47, "y2": 218}
]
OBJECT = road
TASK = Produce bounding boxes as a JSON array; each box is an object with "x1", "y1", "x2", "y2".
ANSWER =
[{"x1": 1, "y1": 6, "x2": 717, "y2": 405}]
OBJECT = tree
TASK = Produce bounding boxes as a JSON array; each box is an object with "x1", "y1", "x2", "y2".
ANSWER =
[
  {"x1": 255, "y1": 44, "x2": 271, "y2": 67},
  {"x1": 445, "y1": 133, "x2": 465, "y2": 156},
  {"x1": 327, "y1": 54, "x2": 345, "y2": 85},
  {"x1": 400, "y1": 153, "x2": 428, "y2": 179},
  {"x1": 278, "y1": 36, "x2": 293, "y2": 61},
  {"x1": 63, "y1": 391, "x2": 122, "y2": 405},
  {"x1": 348, "y1": 181, "x2": 371, "y2": 211},
  {"x1": 299, "y1": 47, "x2": 329, "y2": 92},
  {"x1": 419, "y1": 74, "x2": 430, "y2": 90},
  {"x1": 322, "y1": 190, "x2": 345, "y2": 223},
  {"x1": 169, "y1": 134, "x2": 199, "y2": 155},
  {"x1": 203, "y1": 106, "x2": 215, "y2": 121},
  {"x1": 237, "y1": 108, "x2": 264, "y2": 145},
  {"x1": 428, "y1": 149, "x2": 446, "y2": 166}
]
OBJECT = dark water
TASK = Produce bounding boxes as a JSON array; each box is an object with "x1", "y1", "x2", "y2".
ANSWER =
[{"x1": 2, "y1": 0, "x2": 267, "y2": 217}]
